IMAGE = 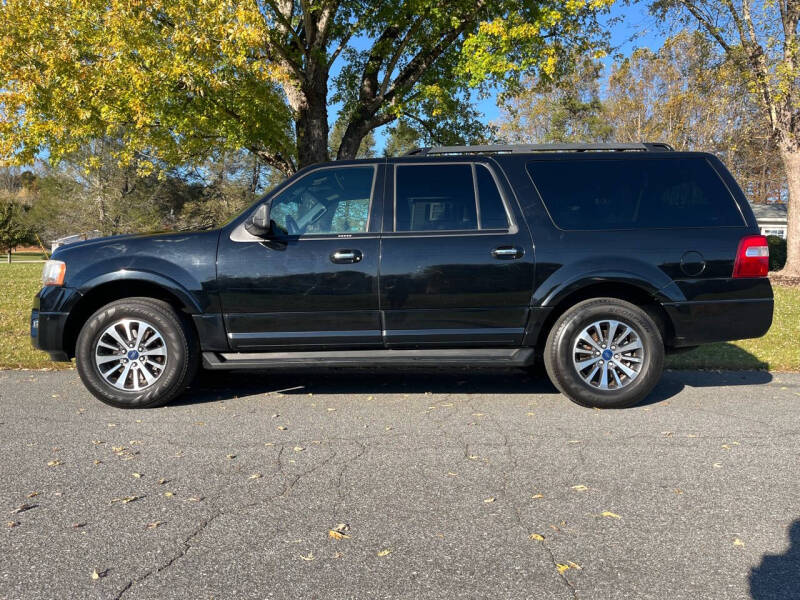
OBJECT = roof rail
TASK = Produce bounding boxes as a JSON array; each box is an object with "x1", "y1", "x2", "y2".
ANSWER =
[{"x1": 403, "y1": 142, "x2": 674, "y2": 156}]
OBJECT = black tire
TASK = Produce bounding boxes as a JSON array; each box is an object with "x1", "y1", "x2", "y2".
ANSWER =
[
  {"x1": 543, "y1": 298, "x2": 664, "y2": 409},
  {"x1": 75, "y1": 298, "x2": 200, "y2": 408}
]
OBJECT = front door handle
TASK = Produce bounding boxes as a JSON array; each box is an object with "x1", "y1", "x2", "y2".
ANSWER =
[
  {"x1": 330, "y1": 249, "x2": 363, "y2": 264},
  {"x1": 491, "y1": 246, "x2": 523, "y2": 260}
]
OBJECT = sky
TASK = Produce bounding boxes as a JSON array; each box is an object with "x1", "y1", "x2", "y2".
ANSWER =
[{"x1": 366, "y1": 1, "x2": 668, "y2": 153}]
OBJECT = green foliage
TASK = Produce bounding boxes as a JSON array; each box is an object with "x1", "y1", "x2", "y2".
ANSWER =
[
  {"x1": 498, "y1": 56, "x2": 612, "y2": 143},
  {"x1": 768, "y1": 236, "x2": 788, "y2": 272},
  {"x1": 383, "y1": 121, "x2": 424, "y2": 157},
  {"x1": 0, "y1": 199, "x2": 31, "y2": 253},
  {"x1": 0, "y1": 0, "x2": 615, "y2": 174}
]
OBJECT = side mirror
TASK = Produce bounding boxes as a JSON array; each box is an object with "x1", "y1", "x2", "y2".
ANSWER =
[{"x1": 245, "y1": 204, "x2": 271, "y2": 237}]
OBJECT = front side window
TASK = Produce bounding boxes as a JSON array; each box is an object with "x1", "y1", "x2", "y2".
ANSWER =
[
  {"x1": 394, "y1": 163, "x2": 509, "y2": 232},
  {"x1": 268, "y1": 166, "x2": 374, "y2": 236}
]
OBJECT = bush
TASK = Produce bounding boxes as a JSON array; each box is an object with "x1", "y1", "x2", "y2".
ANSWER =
[{"x1": 767, "y1": 235, "x2": 787, "y2": 271}]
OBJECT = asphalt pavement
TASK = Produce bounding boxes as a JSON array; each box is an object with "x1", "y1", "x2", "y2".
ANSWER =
[{"x1": 1, "y1": 367, "x2": 799, "y2": 600}]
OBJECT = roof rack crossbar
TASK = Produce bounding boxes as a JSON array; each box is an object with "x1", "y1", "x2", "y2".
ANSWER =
[{"x1": 403, "y1": 142, "x2": 674, "y2": 156}]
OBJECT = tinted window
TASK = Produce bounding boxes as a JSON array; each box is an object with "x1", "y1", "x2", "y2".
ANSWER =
[
  {"x1": 527, "y1": 158, "x2": 744, "y2": 230},
  {"x1": 476, "y1": 165, "x2": 509, "y2": 229},
  {"x1": 269, "y1": 166, "x2": 374, "y2": 235},
  {"x1": 396, "y1": 164, "x2": 477, "y2": 231}
]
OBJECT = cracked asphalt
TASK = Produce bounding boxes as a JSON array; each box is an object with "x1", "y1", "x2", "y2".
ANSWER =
[{"x1": 1, "y1": 368, "x2": 800, "y2": 600}]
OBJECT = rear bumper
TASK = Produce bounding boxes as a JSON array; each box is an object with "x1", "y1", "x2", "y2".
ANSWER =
[{"x1": 663, "y1": 298, "x2": 774, "y2": 347}]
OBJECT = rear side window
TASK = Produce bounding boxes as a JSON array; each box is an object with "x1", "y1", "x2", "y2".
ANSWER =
[
  {"x1": 527, "y1": 158, "x2": 744, "y2": 230},
  {"x1": 395, "y1": 164, "x2": 509, "y2": 232}
]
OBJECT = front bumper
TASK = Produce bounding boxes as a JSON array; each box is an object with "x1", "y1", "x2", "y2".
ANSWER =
[
  {"x1": 30, "y1": 286, "x2": 82, "y2": 362},
  {"x1": 30, "y1": 309, "x2": 71, "y2": 361}
]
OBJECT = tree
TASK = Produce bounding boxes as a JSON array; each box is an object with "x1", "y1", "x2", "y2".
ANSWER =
[
  {"x1": 383, "y1": 120, "x2": 424, "y2": 156},
  {"x1": 605, "y1": 30, "x2": 784, "y2": 204},
  {"x1": 0, "y1": 0, "x2": 615, "y2": 177},
  {"x1": 498, "y1": 56, "x2": 612, "y2": 143},
  {"x1": 652, "y1": 0, "x2": 800, "y2": 275},
  {"x1": 0, "y1": 200, "x2": 31, "y2": 256},
  {"x1": 329, "y1": 119, "x2": 376, "y2": 159}
]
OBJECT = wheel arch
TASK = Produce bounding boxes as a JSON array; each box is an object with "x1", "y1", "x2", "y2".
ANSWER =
[
  {"x1": 531, "y1": 280, "x2": 675, "y2": 354},
  {"x1": 63, "y1": 278, "x2": 199, "y2": 359}
]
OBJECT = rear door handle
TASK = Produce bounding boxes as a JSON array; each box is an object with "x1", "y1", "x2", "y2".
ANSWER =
[
  {"x1": 330, "y1": 249, "x2": 363, "y2": 264},
  {"x1": 491, "y1": 246, "x2": 523, "y2": 260}
]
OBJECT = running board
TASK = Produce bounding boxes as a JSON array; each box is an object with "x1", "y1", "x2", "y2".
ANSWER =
[{"x1": 202, "y1": 348, "x2": 535, "y2": 370}]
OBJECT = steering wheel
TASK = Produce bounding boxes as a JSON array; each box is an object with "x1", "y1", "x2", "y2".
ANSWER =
[{"x1": 286, "y1": 215, "x2": 301, "y2": 236}]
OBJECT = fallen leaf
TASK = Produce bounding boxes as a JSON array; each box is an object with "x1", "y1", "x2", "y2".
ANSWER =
[
  {"x1": 328, "y1": 529, "x2": 350, "y2": 540},
  {"x1": 531, "y1": 493, "x2": 544, "y2": 499},
  {"x1": 26, "y1": 492, "x2": 39, "y2": 498},
  {"x1": 327, "y1": 408, "x2": 336, "y2": 412},
  {"x1": 472, "y1": 412, "x2": 485, "y2": 417},
  {"x1": 468, "y1": 455, "x2": 479, "y2": 460},
  {"x1": 294, "y1": 446, "x2": 305, "y2": 452},
  {"x1": 527, "y1": 412, "x2": 535, "y2": 416},
  {"x1": 226, "y1": 454, "x2": 236, "y2": 459},
  {"x1": 147, "y1": 521, "x2": 163, "y2": 529},
  {"x1": 110, "y1": 496, "x2": 140, "y2": 504},
  {"x1": 132, "y1": 473, "x2": 142, "y2": 478},
  {"x1": 194, "y1": 421, "x2": 205, "y2": 426},
  {"x1": 47, "y1": 460, "x2": 63, "y2": 467},
  {"x1": 377, "y1": 549, "x2": 392, "y2": 557},
  {"x1": 299, "y1": 552, "x2": 314, "y2": 561},
  {"x1": 7, "y1": 521, "x2": 20, "y2": 528},
  {"x1": 188, "y1": 497, "x2": 204, "y2": 502},
  {"x1": 713, "y1": 463, "x2": 723, "y2": 468},
  {"x1": 158, "y1": 478, "x2": 168, "y2": 485},
  {"x1": 10, "y1": 503, "x2": 38, "y2": 514},
  {"x1": 93, "y1": 460, "x2": 102, "y2": 466},
  {"x1": 277, "y1": 426, "x2": 287, "y2": 431},
  {"x1": 721, "y1": 444, "x2": 731, "y2": 450},
  {"x1": 484, "y1": 497, "x2": 496, "y2": 503},
  {"x1": 91, "y1": 569, "x2": 106, "y2": 580},
  {"x1": 734, "y1": 538, "x2": 745, "y2": 547},
  {"x1": 674, "y1": 488, "x2": 684, "y2": 494},
  {"x1": 571, "y1": 485, "x2": 588, "y2": 491},
  {"x1": 72, "y1": 522, "x2": 86, "y2": 528},
  {"x1": 600, "y1": 511, "x2": 621, "y2": 519},
  {"x1": 529, "y1": 533, "x2": 545, "y2": 541},
  {"x1": 249, "y1": 473, "x2": 262, "y2": 480},
  {"x1": 447, "y1": 472, "x2": 458, "y2": 477},
  {"x1": 556, "y1": 561, "x2": 582, "y2": 574},
  {"x1": 164, "y1": 492, "x2": 174, "y2": 497}
]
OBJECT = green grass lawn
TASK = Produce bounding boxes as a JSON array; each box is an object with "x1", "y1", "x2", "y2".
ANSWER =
[{"x1": 1, "y1": 262, "x2": 798, "y2": 371}]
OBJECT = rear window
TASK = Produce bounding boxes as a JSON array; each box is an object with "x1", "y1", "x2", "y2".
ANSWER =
[{"x1": 527, "y1": 157, "x2": 744, "y2": 230}]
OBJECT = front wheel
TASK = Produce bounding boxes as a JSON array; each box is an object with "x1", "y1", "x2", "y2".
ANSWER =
[
  {"x1": 75, "y1": 298, "x2": 199, "y2": 408},
  {"x1": 543, "y1": 298, "x2": 664, "y2": 409}
]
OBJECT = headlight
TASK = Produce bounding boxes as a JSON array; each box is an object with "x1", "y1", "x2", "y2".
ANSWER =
[{"x1": 42, "y1": 260, "x2": 66, "y2": 287}]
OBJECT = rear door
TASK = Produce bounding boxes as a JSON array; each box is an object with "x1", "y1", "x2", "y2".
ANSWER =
[
  {"x1": 217, "y1": 163, "x2": 384, "y2": 351},
  {"x1": 379, "y1": 158, "x2": 535, "y2": 347}
]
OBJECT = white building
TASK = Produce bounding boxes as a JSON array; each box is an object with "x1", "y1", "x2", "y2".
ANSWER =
[
  {"x1": 750, "y1": 203, "x2": 788, "y2": 239},
  {"x1": 50, "y1": 230, "x2": 102, "y2": 252}
]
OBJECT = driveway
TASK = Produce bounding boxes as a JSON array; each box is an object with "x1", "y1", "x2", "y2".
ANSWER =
[{"x1": 1, "y1": 368, "x2": 799, "y2": 599}]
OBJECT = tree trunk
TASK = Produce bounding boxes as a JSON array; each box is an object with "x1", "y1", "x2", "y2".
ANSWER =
[
  {"x1": 285, "y1": 69, "x2": 330, "y2": 170},
  {"x1": 337, "y1": 117, "x2": 372, "y2": 161},
  {"x1": 779, "y1": 148, "x2": 800, "y2": 277}
]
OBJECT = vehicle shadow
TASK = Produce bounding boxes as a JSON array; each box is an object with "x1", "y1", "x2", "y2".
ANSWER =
[
  {"x1": 174, "y1": 365, "x2": 772, "y2": 408},
  {"x1": 749, "y1": 519, "x2": 800, "y2": 600}
]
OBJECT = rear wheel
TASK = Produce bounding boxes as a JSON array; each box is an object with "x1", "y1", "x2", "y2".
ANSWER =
[
  {"x1": 75, "y1": 298, "x2": 199, "y2": 408},
  {"x1": 543, "y1": 298, "x2": 664, "y2": 408}
]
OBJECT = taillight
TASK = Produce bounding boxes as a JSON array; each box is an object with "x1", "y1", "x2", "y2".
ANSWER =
[{"x1": 732, "y1": 235, "x2": 769, "y2": 278}]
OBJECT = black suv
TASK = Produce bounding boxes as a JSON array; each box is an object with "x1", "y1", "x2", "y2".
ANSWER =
[{"x1": 31, "y1": 143, "x2": 773, "y2": 409}]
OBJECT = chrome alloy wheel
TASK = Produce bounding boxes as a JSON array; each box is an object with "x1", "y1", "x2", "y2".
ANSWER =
[
  {"x1": 94, "y1": 319, "x2": 168, "y2": 391},
  {"x1": 572, "y1": 319, "x2": 644, "y2": 390}
]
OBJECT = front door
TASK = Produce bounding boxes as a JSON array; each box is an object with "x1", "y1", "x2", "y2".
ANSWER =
[
  {"x1": 217, "y1": 163, "x2": 384, "y2": 351},
  {"x1": 379, "y1": 159, "x2": 535, "y2": 347}
]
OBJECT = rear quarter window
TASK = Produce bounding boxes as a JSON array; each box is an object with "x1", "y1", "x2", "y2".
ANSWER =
[{"x1": 526, "y1": 157, "x2": 745, "y2": 230}]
